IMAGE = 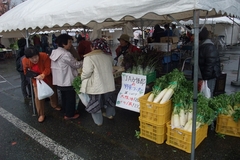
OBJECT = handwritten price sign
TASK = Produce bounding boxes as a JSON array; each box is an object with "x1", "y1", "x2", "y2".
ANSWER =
[{"x1": 116, "y1": 73, "x2": 146, "y2": 112}]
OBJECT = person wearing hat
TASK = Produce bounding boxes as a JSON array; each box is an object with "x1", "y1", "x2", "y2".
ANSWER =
[
  {"x1": 199, "y1": 27, "x2": 221, "y2": 98},
  {"x1": 114, "y1": 34, "x2": 141, "y2": 62}
]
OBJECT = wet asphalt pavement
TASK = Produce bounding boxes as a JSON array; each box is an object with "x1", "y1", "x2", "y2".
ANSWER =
[{"x1": 1, "y1": 47, "x2": 240, "y2": 160}]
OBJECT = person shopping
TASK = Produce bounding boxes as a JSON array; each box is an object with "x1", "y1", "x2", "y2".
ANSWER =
[
  {"x1": 22, "y1": 47, "x2": 61, "y2": 123},
  {"x1": 50, "y1": 34, "x2": 82, "y2": 120},
  {"x1": 199, "y1": 27, "x2": 222, "y2": 97},
  {"x1": 16, "y1": 38, "x2": 32, "y2": 104},
  {"x1": 80, "y1": 38, "x2": 115, "y2": 126}
]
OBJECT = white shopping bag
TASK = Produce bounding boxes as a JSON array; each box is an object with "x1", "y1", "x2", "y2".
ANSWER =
[
  {"x1": 37, "y1": 80, "x2": 54, "y2": 100},
  {"x1": 200, "y1": 80, "x2": 211, "y2": 98},
  {"x1": 78, "y1": 93, "x2": 90, "y2": 107}
]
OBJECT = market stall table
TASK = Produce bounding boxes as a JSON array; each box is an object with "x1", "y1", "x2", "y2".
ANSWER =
[{"x1": 0, "y1": 48, "x2": 13, "y2": 60}]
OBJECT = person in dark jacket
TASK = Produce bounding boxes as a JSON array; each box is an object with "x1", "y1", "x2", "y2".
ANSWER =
[
  {"x1": 15, "y1": 38, "x2": 32, "y2": 104},
  {"x1": 199, "y1": 27, "x2": 222, "y2": 97},
  {"x1": 150, "y1": 24, "x2": 165, "y2": 43},
  {"x1": 163, "y1": 23, "x2": 173, "y2": 37}
]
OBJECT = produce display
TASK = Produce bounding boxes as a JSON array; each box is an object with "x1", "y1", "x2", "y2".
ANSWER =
[
  {"x1": 144, "y1": 68, "x2": 240, "y2": 137},
  {"x1": 72, "y1": 76, "x2": 81, "y2": 94},
  {"x1": 123, "y1": 51, "x2": 163, "y2": 74},
  {"x1": 146, "y1": 69, "x2": 216, "y2": 132},
  {"x1": 208, "y1": 92, "x2": 240, "y2": 122}
]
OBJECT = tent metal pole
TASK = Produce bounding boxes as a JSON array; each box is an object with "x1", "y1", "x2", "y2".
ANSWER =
[
  {"x1": 231, "y1": 17, "x2": 234, "y2": 47},
  {"x1": 191, "y1": 10, "x2": 200, "y2": 160},
  {"x1": 231, "y1": 56, "x2": 240, "y2": 86}
]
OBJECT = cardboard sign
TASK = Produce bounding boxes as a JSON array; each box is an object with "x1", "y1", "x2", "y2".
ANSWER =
[{"x1": 116, "y1": 73, "x2": 146, "y2": 112}]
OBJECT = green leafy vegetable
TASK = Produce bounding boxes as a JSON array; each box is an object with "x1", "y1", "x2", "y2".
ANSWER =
[
  {"x1": 135, "y1": 130, "x2": 140, "y2": 139},
  {"x1": 72, "y1": 76, "x2": 81, "y2": 94}
]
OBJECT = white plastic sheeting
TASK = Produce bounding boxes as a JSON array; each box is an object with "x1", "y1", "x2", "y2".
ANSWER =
[
  {"x1": 179, "y1": 19, "x2": 217, "y2": 25},
  {"x1": 180, "y1": 16, "x2": 240, "y2": 25},
  {"x1": 0, "y1": 0, "x2": 240, "y2": 34},
  {"x1": 180, "y1": 17, "x2": 240, "y2": 45}
]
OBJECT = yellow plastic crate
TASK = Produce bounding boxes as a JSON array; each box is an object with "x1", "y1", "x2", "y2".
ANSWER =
[
  {"x1": 139, "y1": 92, "x2": 172, "y2": 125},
  {"x1": 216, "y1": 114, "x2": 240, "y2": 137},
  {"x1": 139, "y1": 117, "x2": 166, "y2": 144},
  {"x1": 166, "y1": 121, "x2": 208, "y2": 153}
]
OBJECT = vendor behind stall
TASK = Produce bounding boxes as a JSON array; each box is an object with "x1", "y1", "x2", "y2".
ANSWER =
[
  {"x1": 114, "y1": 34, "x2": 141, "y2": 65},
  {"x1": 148, "y1": 24, "x2": 165, "y2": 43}
]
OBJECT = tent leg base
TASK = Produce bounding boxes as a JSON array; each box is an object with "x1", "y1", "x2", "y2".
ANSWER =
[
  {"x1": 32, "y1": 114, "x2": 37, "y2": 117},
  {"x1": 231, "y1": 80, "x2": 240, "y2": 86}
]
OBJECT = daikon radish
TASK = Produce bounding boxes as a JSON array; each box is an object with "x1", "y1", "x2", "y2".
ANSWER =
[
  {"x1": 179, "y1": 109, "x2": 187, "y2": 128},
  {"x1": 173, "y1": 114, "x2": 180, "y2": 129},
  {"x1": 183, "y1": 119, "x2": 192, "y2": 131},
  {"x1": 147, "y1": 93, "x2": 155, "y2": 102},
  {"x1": 153, "y1": 88, "x2": 168, "y2": 103},
  {"x1": 196, "y1": 122, "x2": 201, "y2": 130},
  {"x1": 187, "y1": 109, "x2": 193, "y2": 122},
  {"x1": 187, "y1": 120, "x2": 193, "y2": 132},
  {"x1": 171, "y1": 113, "x2": 174, "y2": 129},
  {"x1": 160, "y1": 88, "x2": 174, "y2": 104}
]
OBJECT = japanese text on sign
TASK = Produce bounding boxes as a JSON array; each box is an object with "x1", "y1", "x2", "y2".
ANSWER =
[{"x1": 116, "y1": 73, "x2": 146, "y2": 112}]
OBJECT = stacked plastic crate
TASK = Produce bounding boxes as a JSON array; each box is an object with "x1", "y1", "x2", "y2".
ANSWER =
[
  {"x1": 216, "y1": 115, "x2": 240, "y2": 138},
  {"x1": 138, "y1": 92, "x2": 172, "y2": 144},
  {"x1": 166, "y1": 122, "x2": 208, "y2": 153}
]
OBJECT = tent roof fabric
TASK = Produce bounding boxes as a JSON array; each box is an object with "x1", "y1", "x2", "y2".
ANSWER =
[
  {"x1": 180, "y1": 16, "x2": 240, "y2": 25},
  {"x1": 0, "y1": 0, "x2": 240, "y2": 34}
]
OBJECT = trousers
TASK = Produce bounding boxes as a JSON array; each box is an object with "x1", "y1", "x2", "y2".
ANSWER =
[{"x1": 33, "y1": 84, "x2": 58, "y2": 116}]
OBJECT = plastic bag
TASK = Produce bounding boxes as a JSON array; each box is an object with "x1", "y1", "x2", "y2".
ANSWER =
[
  {"x1": 78, "y1": 93, "x2": 90, "y2": 107},
  {"x1": 37, "y1": 80, "x2": 54, "y2": 100},
  {"x1": 200, "y1": 80, "x2": 211, "y2": 98}
]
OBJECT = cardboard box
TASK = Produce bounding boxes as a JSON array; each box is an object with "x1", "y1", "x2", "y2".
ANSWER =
[
  {"x1": 160, "y1": 37, "x2": 179, "y2": 43},
  {"x1": 149, "y1": 43, "x2": 172, "y2": 52}
]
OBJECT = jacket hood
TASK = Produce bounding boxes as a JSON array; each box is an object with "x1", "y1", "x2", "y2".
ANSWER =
[
  {"x1": 50, "y1": 47, "x2": 65, "y2": 61},
  {"x1": 201, "y1": 39, "x2": 214, "y2": 45},
  {"x1": 83, "y1": 49, "x2": 103, "y2": 57}
]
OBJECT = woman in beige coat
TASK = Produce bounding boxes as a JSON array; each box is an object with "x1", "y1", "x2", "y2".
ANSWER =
[{"x1": 80, "y1": 38, "x2": 115, "y2": 126}]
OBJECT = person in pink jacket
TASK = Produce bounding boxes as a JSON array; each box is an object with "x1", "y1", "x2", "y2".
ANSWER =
[{"x1": 50, "y1": 34, "x2": 83, "y2": 120}]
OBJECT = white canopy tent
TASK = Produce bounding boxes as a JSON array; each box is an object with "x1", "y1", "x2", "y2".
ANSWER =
[
  {"x1": 0, "y1": 0, "x2": 239, "y2": 36},
  {"x1": 0, "y1": 0, "x2": 240, "y2": 159},
  {"x1": 179, "y1": 16, "x2": 240, "y2": 45},
  {"x1": 179, "y1": 19, "x2": 217, "y2": 25}
]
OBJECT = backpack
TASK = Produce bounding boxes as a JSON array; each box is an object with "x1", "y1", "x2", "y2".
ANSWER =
[{"x1": 16, "y1": 49, "x2": 25, "y2": 72}]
